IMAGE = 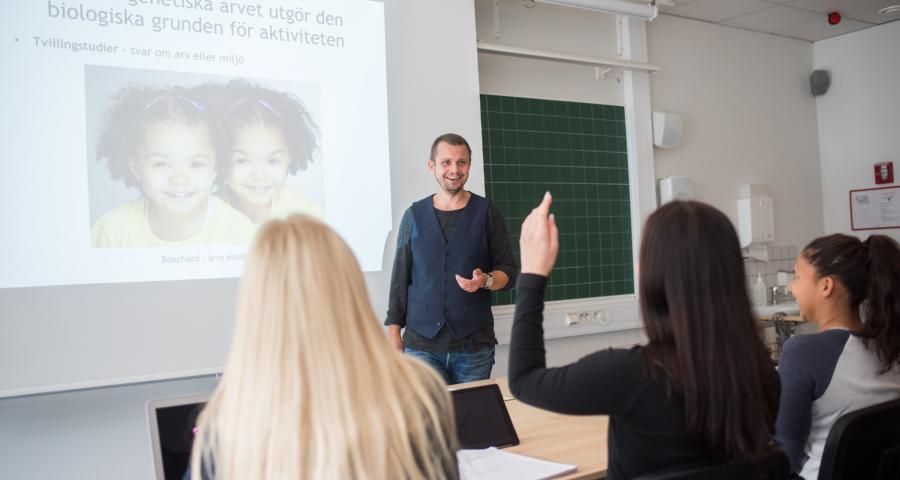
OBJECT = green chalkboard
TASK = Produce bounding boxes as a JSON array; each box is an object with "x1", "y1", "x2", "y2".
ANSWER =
[{"x1": 481, "y1": 94, "x2": 634, "y2": 305}]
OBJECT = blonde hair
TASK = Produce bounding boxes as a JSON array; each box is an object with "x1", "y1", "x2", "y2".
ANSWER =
[{"x1": 191, "y1": 215, "x2": 458, "y2": 479}]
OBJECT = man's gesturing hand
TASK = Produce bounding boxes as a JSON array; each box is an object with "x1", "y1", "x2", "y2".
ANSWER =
[{"x1": 455, "y1": 268, "x2": 488, "y2": 293}]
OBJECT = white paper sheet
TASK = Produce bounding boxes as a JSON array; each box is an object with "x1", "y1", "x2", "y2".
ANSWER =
[{"x1": 458, "y1": 447, "x2": 578, "y2": 480}]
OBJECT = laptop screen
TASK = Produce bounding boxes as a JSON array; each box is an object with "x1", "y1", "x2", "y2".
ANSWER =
[
  {"x1": 147, "y1": 395, "x2": 209, "y2": 480},
  {"x1": 451, "y1": 384, "x2": 520, "y2": 449}
]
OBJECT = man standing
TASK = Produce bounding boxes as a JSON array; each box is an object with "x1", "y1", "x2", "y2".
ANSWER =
[{"x1": 385, "y1": 133, "x2": 518, "y2": 385}]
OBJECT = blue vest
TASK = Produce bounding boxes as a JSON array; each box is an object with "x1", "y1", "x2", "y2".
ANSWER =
[{"x1": 405, "y1": 193, "x2": 494, "y2": 339}]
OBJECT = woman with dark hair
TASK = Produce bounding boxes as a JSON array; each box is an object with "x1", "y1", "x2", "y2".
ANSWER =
[
  {"x1": 510, "y1": 195, "x2": 780, "y2": 479},
  {"x1": 775, "y1": 233, "x2": 900, "y2": 479}
]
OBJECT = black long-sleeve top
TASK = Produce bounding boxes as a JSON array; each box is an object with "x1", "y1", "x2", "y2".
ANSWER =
[
  {"x1": 384, "y1": 200, "x2": 518, "y2": 353},
  {"x1": 508, "y1": 274, "x2": 709, "y2": 480}
]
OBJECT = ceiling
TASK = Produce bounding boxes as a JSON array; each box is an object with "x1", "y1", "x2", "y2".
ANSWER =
[{"x1": 656, "y1": 0, "x2": 900, "y2": 41}]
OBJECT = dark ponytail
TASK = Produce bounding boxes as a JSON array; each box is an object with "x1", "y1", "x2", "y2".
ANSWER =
[
  {"x1": 802, "y1": 234, "x2": 900, "y2": 371},
  {"x1": 860, "y1": 235, "x2": 900, "y2": 370}
]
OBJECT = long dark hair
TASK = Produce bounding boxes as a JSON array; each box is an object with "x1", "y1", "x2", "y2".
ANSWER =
[
  {"x1": 640, "y1": 201, "x2": 779, "y2": 462},
  {"x1": 801, "y1": 233, "x2": 900, "y2": 371}
]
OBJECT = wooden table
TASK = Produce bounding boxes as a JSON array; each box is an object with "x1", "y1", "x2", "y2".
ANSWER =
[{"x1": 451, "y1": 378, "x2": 609, "y2": 479}]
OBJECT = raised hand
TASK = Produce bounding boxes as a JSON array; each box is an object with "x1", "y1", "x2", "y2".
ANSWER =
[{"x1": 520, "y1": 192, "x2": 559, "y2": 277}]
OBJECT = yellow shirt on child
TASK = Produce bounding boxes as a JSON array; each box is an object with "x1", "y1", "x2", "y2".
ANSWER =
[{"x1": 91, "y1": 196, "x2": 255, "y2": 248}]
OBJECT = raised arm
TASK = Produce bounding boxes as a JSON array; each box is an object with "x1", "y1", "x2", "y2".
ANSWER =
[{"x1": 509, "y1": 193, "x2": 636, "y2": 415}]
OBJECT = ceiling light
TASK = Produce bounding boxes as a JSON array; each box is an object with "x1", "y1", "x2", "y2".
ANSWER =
[
  {"x1": 533, "y1": 0, "x2": 658, "y2": 21},
  {"x1": 877, "y1": 5, "x2": 900, "y2": 16}
]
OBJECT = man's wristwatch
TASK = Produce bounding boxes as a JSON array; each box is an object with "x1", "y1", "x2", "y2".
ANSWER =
[{"x1": 482, "y1": 273, "x2": 494, "y2": 290}]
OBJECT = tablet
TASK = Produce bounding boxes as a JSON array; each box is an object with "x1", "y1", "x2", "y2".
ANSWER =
[{"x1": 451, "y1": 384, "x2": 520, "y2": 449}]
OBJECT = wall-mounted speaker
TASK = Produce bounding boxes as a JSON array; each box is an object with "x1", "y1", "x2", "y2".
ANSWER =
[
  {"x1": 652, "y1": 111, "x2": 683, "y2": 149},
  {"x1": 810, "y1": 69, "x2": 831, "y2": 96}
]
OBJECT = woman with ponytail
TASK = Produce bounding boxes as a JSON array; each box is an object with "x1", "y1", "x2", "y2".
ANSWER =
[{"x1": 776, "y1": 233, "x2": 900, "y2": 479}]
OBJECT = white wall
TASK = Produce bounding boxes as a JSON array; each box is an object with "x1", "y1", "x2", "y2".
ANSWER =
[
  {"x1": 0, "y1": 1, "x2": 485, "y2": 478},
  {"x1": 475, "y1": 0, "x2": 624, "y2": 106},
  {"x1": 649, "y1": 15, "x2": 824, "y2": 249},
  {"x1": 0, "y1": 377, "x2": 219, "y2": 480},
  {"x1": 475, "y1": 5, "x2": 825, "y2": 369},
  {"x1": 814, "y1": 21, "x2": 900, "y2": 242}
]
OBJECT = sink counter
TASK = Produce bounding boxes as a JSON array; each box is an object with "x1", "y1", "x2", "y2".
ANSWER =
[{"x1": 755, "y1": 303, "x2": 802, "y2": 322}]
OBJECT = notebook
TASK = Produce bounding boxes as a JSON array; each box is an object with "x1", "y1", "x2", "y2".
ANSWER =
[
  {"x1": 451, "y1": 383, "x2": 520, "y2": 449},
  {"x1": 147, "y1": 394, "x2": 209, "y2": 480}
]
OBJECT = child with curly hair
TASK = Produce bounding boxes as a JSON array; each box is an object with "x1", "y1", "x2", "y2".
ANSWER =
[
  {"x1": 91, "y1": 86, "x2": 254, "y2": 247},
  {"x1": 203, "y1": 80, "x2": 323, "y2": 223}
]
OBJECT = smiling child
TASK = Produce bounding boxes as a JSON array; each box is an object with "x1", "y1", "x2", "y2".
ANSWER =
[{"x1": 91, "y1": 87, "x2": 254, "y2": 247}]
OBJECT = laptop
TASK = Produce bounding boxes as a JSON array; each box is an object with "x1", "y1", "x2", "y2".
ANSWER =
[
  {"x1": 450, "y1": 383, "x2": 520, "y2": 449},
  {"x1": 148, "y1": 383, "x2": 519, "y2": 479},
  {"x1": 147, "y1": 394, "x2": 210, "y2": 480}
]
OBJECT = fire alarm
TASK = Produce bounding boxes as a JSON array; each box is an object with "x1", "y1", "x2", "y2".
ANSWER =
[
  {"x1": 828, "y1": 12, "x2": 842, "y2": 25},
  {"x1": 874, "y1": 162, "x2": 894, "y2": 184}
]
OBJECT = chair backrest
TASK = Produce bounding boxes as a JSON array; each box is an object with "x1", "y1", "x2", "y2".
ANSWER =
[
  {"x1": 818, "y1": 397, "x2": 900, "y2": 480},
  {"x1": 633, "y1": 450, "x2": 790, "y2": 480}
]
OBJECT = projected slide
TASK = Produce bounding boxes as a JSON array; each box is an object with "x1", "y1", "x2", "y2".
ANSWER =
[{"x1": 1, "y1": 0, "x2": 390, "y2": 288}]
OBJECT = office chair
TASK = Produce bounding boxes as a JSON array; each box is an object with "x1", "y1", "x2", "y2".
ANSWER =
[
  {"x1": 817, "y1": 397, "x2": 900, "y2": 480},
  {"x1": 633, "y1": 449, "x2": 790, "y2": 480}
]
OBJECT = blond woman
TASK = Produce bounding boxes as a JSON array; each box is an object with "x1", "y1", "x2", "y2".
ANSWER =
[{"x1": 190, "y1": 215, "x2": 458, "y2": 479}]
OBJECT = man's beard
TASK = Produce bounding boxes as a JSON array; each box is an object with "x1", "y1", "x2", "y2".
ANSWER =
[{"x1": 437, "y1": 176, "x2": 464, "y2": 194}]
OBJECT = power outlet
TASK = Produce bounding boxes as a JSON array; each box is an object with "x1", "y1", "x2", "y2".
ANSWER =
[
  {"x1": 593, "y1": 310, "x2": 611, "y2": 326},
  {"x1": 565, "y1": 311, "x2": 591, "y2": 326}
]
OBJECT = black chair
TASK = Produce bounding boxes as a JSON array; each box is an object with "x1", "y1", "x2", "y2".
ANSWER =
[
  {"x1": 817, "y1": 397, "x2": 900, "y2": 480},
  {"x1": 634, "y1": 449, "x2": 790, "y2": 480}
]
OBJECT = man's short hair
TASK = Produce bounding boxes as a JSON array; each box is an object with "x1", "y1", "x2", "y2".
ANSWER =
[{"x1": 430, "y1": 133, "x2": 472, "y2": 161}]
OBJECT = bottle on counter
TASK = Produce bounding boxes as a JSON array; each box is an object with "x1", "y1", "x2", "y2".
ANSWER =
[{"x1": 753, "y1": 274, "x2": 768, "y2": 307}]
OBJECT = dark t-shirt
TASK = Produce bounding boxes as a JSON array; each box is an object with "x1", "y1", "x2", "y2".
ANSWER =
[{"x1": 508, "y1": 274, "x2": 709, "y2": 480}]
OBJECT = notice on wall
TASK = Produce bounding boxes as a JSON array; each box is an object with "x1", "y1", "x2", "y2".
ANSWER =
[{"x1": 850, "y1": 186, "x2": 900, "y2": 231}]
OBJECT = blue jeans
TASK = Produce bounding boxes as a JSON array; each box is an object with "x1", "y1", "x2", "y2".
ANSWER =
[{"x1": 404, "y1": 345, "x2": 496, "y2": 385}]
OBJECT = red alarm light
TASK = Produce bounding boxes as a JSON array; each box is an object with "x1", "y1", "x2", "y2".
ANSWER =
[
  {"x1": 828, "y1": 12, "x2": 842, "y2": 25},
  {"x1": 875, "y1": 162, "x2": 894, "y2": 184}
]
